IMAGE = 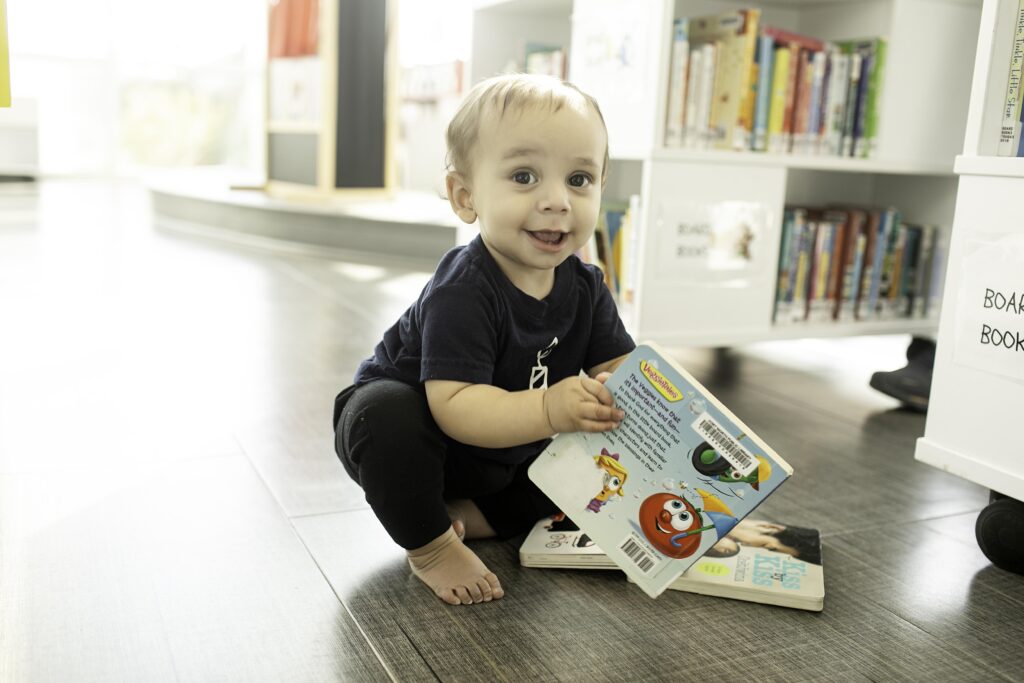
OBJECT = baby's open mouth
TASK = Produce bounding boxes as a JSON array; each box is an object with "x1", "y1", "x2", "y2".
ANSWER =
[{"x1": 528, "y1": 230, "x2": 567, "y2": 245}]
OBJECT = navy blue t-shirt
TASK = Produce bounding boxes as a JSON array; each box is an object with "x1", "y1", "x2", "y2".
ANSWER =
[{"x1": 353, "y1": 235, "x2": 635, "y2": 463}]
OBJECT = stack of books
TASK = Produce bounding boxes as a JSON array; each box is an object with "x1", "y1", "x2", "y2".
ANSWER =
[{"x1": 521, "y1": 515, "x2": 825, "y2": 611}]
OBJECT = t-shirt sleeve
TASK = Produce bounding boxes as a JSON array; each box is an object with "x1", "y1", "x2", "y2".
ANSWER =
[
  {"x1": 419, "y1": 284, "x2": 499, "y2": 384},
  {"x1": 584, "y1": 269, "x2": 636, "y2": 371}
]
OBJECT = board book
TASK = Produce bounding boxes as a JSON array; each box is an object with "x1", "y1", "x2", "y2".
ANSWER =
[
  {"x1": 520, "y1": 515, "x2": 824, "y2": 611},
  {"x1": 528, "y1": 342, "x2": 793, "y2": 598}
]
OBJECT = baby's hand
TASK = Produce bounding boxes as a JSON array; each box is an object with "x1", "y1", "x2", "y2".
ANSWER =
[{"x1": 543, "y1": 375, "x2": 625, "y2": 434}]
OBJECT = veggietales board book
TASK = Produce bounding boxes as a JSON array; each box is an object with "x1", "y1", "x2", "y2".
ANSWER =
[
  {"x1": 528, "y1": 342, "x2": 793, "y2": 598},
  {"x1": 520, "y1": 515, "x2": 824, "y2": 611}
]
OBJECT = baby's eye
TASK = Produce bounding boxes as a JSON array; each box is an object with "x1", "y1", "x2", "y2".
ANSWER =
[
  {"x1": 512, "y1": 171, "x2": 537, "y2": 185},
  {"x1": 568, "y1": 173, "x2": 592, "y2": 188}
]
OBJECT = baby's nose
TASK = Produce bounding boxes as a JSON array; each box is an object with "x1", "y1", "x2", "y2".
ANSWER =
[{"x1": 538, "y1": 183, "x2": 570, "y2": 213}]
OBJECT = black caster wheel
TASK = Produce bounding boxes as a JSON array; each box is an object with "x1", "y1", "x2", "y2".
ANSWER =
[{"x1": 975, "y1": 493, "x2": 1024, "y2": 575}]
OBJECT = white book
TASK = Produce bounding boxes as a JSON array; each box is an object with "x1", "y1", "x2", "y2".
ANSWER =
[
  {"x1": 665, "y1": 19, "x2": 690, "y2": 147},
  {"x1": 697, "y1": 43, "x2": 718, "y2": 149},
  {"x1": 683, "y1": 47, "x2": 704, "y2": 148}
]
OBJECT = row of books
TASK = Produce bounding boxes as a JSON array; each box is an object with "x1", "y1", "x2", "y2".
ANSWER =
[
  {"x1": 774, "y1": 206, "x2": 947, "y2": 325},
  {"x1": 998, "y1": 0, "x2": 1024, "y2": 156},
  {"x1": 665, "y1": 9, "x2": 886, "y2": 158}
]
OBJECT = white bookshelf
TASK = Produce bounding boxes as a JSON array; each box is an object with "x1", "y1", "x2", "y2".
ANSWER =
[
  {"x1": 915, "y1": 0, "x2": 1024, "y2": 560},
  {"x1": 468, "y1": 0, "x2": 983, "y2": 347}
]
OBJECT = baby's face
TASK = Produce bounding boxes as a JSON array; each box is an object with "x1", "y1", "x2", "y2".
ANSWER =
[{"x1": 465, "y1": 103, "x2": 606, "y2": 290}]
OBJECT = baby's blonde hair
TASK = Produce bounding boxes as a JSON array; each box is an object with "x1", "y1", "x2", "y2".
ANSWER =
[{"x1": 445, "y1": 73, "x2": 610, "y2": 182}]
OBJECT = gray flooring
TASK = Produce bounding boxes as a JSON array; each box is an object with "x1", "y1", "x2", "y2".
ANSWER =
[{"x1": 2, "y1": 180, "x2": 1021, "y2": 682}]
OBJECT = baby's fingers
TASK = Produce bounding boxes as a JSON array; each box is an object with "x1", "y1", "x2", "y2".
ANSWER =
[
  {"x1": 581, "y1": 375, "x2": 616, "y2": 406},
  {"x1": 580, "y1": 401, "x2": 624, "y2": 426}
]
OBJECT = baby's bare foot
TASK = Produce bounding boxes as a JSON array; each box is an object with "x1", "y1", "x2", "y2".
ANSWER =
[{"x1": 407, "y1": 526, "x2": 504, "y2": 606}]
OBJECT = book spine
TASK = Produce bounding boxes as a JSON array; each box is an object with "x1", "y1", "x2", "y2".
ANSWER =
[
  {"x1": 913, "y1": 224, "x2": 936, "y2": 318},
  {"x1": 790, "y1": 215, "x2": 814, "y2": 322},
  {"x1": 883, "y1": 223, "x2": 907, "y2": 319},
  {"x1": 837, "y1": 212, "x2": 864, "y2": 321},
  {"x1": 851, "y1": 45, "x2": 874, "y2": 158},
  {"x1": 825, "y1": 215, "x2": 848, "y2": 320},
  {"x1": 999, "y1": 3, "x2": 1024, "y2": 156},
  {"x1": 866, "y1": 209, "x2": 896, "y2": 319},
  {"x1": 806, "y1": 50, "x2": 827, "y2": 156},
  {"x1": 809, "y1": 221, "x2": 834, "y2": 322},
  {"x1": 767, "y1": 46, "x2": 791, "y2": 153},
  {"x1": 854, "y1": 210, "x2": 880, "y2": 320},
  {"x1": 822, "y1": 50, "x2": 849, "y2": 156},
  {"x1": 753, "y1": 34, "x2": 775, "y2": 152},
  {"x1": 665, "y1": 19, "x2": 690, "y2": 147},
  {"x1": 792, "y1": 50, "x2": 814, "y2": 154},
  {"x1": 698, "y1": 43, "x2": 718, "y2": 149},
  {"x1": 859, "y1": 38, "x2": 886, "y2": 158},
  {"x1": 732, "y1": 9, "x2": 762, "y2": 151},
  {"x1": 841, "y1": 51, "x2": 863, "y2": 157},
  {"x1": 780, "y1": 45, "x2": 801, "y2": 153},
  {"x1": 899, "y1": 225, "x2": 922, "y2": 317},
  {"x1": 684, "y1": 47, "x2": 704, "y2": 148}
]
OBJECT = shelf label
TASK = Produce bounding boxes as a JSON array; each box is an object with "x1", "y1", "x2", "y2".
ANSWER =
[
  {"x1": 953, "y1": 236, "x2": 1024, "y2": 382},
  {"x1": 653, "y1": 200, "x2": 771, "y2": 283}
]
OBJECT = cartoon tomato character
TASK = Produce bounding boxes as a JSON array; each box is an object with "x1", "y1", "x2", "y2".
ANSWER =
[{"x1": 638, "y1": 492, "x2": 712, "y2": 559}]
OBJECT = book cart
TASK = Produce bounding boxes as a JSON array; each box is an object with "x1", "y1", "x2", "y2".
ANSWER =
[
  {"x1": 469, "y1": 0, "x2": 982, "y2": 346},
  {"x1": 914, "y1": 0, "x2": 1024, "y2": 574}
]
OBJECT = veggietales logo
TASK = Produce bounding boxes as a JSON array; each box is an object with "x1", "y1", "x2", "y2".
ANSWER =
[{"x1": 639, "y1": 360, "x2": 683, "y2": 402}]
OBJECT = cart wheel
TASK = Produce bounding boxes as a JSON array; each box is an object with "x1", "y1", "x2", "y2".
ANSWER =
[{"x1": 975, "y1": 495, "x2": 1024, "y2": 575}]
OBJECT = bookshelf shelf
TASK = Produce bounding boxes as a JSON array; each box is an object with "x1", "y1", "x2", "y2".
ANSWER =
[
  {"x1": 653, "y1": 148, "x2": 955, "y2": 176},
  {"x1": 469, "y1": 0, "x2": 982, "y2": 347},
  {"x1": 953, "y1": 154, "x2": 1024, "y2": 178}
]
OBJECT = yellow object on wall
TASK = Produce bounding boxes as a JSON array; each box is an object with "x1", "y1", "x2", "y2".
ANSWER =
[{"x1": 0, "y1": 0, "x2": 9, "y2": 107}]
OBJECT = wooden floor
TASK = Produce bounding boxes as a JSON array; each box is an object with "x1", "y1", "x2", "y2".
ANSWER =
[{"x1": 2, "y1": 180, "x2": 1022, "y2": 682}]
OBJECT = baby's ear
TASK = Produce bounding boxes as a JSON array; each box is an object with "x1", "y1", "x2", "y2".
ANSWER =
[{"x1": 445, "y1": 172, "x2": 477, "y2": 224}]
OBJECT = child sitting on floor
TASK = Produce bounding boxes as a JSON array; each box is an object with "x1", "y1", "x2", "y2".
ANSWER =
[{"x1": 333, "y1": 74, "x2": 635, "y2": 606}]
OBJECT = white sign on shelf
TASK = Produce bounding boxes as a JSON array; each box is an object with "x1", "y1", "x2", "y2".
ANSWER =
[
  {"x1": 652, "y1": 200, "x2": 771, "y2": 284},
  {"x1": 953, "y1": 235, "x2": 1024, "y2": 383}
]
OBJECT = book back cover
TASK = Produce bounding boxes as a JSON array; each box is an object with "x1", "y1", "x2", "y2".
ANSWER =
[{"x1": 529, "y1": 343, "x2": 793, "y2": 597}]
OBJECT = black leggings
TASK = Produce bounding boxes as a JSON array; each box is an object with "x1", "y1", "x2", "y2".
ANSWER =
[{"x1": 333, "y1": 379, "x2": 559, "y2": 549}]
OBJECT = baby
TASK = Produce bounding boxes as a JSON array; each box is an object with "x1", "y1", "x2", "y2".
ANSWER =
[{"x1": 333, "y1": 74, "x2": 635, "y2": 606}]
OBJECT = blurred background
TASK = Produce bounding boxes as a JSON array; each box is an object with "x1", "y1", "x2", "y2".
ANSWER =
[{"x1": 2, "y1": 0, "x2": 471, "y2": 190}]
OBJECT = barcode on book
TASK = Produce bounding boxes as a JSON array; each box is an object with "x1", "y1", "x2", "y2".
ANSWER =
[
  {"x1": 619, "y1": 533, "x2": 658, "y2": 574},
  {"x1": 693, "y1": 413, "x2": 757, "y2": 476}
]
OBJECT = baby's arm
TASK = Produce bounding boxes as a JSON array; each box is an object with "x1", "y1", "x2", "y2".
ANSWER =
[
  {"x1": 588, "y1": 352, "x2": 630, "y2": 380},
  {"x1": 425, "y1": 376, "x2": 625, "y2": 449}
]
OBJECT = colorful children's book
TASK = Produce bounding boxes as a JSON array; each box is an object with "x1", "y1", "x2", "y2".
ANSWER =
[
  {"x1": 527, "y1": 343, "x2": 794, "y2": 598},
  {"x1": 520, "y1": 515, "x2": 824, "y2": 611}
]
